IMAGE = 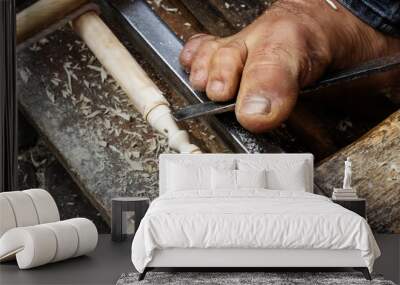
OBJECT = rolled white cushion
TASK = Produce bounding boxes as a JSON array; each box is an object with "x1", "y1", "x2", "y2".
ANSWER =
[
  {"x1": 0, "y1": 196, "x2": 17, "y2": 237},
  {"x1": 0, "y1": 191, "x2": 39, "y2": 227},
  {"x1": 42, "y1": 221, "x2": 79, "y2": 262},
  {"x1": 0, "y1": 226, "x2": 57, "y2": 269},
  {"x1": 65, "y1": 218, "x2": 98, "y2": 257},
  {"x1": 23, "y1": 189, "x2": 59, "y2": 224},
  {"x1": 0, "y1": 218, "x2": 98, "y2": 269}
]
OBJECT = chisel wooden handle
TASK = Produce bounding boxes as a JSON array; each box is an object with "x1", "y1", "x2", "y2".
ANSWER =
[{"x1": 17, "y1": 0, "x2": 89, "y2": 44}]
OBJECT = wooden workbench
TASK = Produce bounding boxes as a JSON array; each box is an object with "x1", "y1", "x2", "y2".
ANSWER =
[{"x1": 16, "y1": 0, "x2": 399, "y2": 233}]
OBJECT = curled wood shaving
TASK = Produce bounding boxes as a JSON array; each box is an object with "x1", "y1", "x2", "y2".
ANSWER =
[
  {"x1": 87, "y1": 64, "x2": 108, "y2": 83},
  {"x1": 46, "y1": 88, "x2": 55, "y2": 103},
  {"x1": 86, "y1": 110, "x2": 102, "y2": 119},
  {"x1": 51, "y1": 78, "x2": 61, "y2": 87},
  {"x1": 153, "y1": 0, "x2": 162, "y2": 7},
  {"x1": 161, "y1": 4, "x2": 178, "y2": 13},
  {"x1": 19, "y1": 68, "x2": 31, "y2": 83}
]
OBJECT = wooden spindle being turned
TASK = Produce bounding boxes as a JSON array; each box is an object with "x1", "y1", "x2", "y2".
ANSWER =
[{"x1": 73, "y1": 12, "x2": 201, "y2": 154}]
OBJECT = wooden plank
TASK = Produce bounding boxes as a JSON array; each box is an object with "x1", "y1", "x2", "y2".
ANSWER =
[
  {"x1": 315, "y1": 111, "x2": 400, "y2": 233},
  {"x1": 16, "y1": 24, "x2": 228, "y2": 224}
]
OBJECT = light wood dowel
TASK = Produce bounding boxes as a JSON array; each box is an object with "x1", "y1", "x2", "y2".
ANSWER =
[
  {"x1": 17, "y1": 0, "x2": 89, "y2": 44},
  {"x1": 73, "y1": 12, "x2": 200, "y2": 153}
]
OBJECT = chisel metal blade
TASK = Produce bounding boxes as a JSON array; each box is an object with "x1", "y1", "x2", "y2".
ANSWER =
[
  {"x1": 174, "y1": 54, "x2": 400, "y2": 122},
  {"x1": 174, "y1": 101, "x2": 235, "y2": 121}
]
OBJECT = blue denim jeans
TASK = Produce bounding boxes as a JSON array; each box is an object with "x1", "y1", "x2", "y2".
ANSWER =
[{"x1": 337, "y1": 0, "x2": 400, "y2": 37}]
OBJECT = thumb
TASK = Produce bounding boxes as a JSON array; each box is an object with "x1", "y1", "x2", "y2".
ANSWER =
[{"x1": 235, "y1": 40, "x2": 302, "y2": 133}]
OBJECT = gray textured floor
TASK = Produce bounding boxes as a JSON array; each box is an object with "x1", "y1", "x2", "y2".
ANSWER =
[
  {"x1": 0, "y1": 235, "x2": 398, "y2": 285},
  {"x1": 117, "y1": 272, "x2": 394, "y2": 285},
  {"x1": 0, "y1": 235, "x2": 133, "y2": 285}
]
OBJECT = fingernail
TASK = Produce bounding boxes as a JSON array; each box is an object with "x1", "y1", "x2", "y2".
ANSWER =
[
  {"x1": 188, "y1": 33, "x2": 206, "y2": 41},
  {"x1": 240, "y1": 95, "x2": 271, "y2": 115},
  {"x1": 193, "y1": 69, "x2": 207, "y2": 82},
  {"x1": 182, "y1": 50, "x2": 192, "y2": 61},
  {"x1": 209, "y1": 80, "x2": 225, "y2": 93}
]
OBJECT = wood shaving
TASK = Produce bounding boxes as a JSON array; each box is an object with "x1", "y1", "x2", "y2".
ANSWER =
[
  {"x1": 337, "y1": 119, "x2": 353, "y2": 132},
  {"x1": 19, "y1": 68, "x2": 31, "y2": 83},
  {"x1": 29, "y1": 43, "x2": 41, "y2": 51},
  {"x1": 104, "y1": 119, "x2": 111, "y2": 129},
  {"x1": 30, "y1": 152, "x2": 47, "y2": 168},
  {"x1": 127, "y1": 160, "x2": 144, "y2": 171},
  {"x1": 153, "y1": 0, "x2": 162, "y2": 7},
  {"x1": 86, "y1": 110, "x2": 102, "y2": 119},
  {"x1": 39, "y1": 38, "x2": 49, "y2": 45},
  {"x1": 83, "y1": 80, "x2": 90, "y2": 88},
  {"x1": 161, "y1": 4, "x2": 178, "y2": 13},
  {"x1": 46, "y1": 89, "x2": 55, "y2": 103},
  {"x1": 63, "y1": 62, "x2": 75, "y2": 94},
  {"x1": 98, "y1": 140, "x2": 107, "y2": 147},
  {"x1": 87, "y1": 65, "x2": 108, "y2": 83},
  {"x1": 111, "y1": 108, "x2": 131, "y2": 121},
  {"x1": 51, "y1": 78, "x2": 61, "y2": 86}
]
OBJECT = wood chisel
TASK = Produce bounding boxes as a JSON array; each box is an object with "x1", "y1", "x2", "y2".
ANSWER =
[{"x1": 173, "y1": 54, "x2": 400, "y2": 122}]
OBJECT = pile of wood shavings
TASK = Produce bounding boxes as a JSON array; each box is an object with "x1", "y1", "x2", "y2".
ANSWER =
[{"x1": 21, "y1": 27, "x2": 176, "y2": 201}]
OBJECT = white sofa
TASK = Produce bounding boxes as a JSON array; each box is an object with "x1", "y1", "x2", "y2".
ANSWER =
[{"x1": 0, "y1": 189, "x2": 98, "y2": 269}]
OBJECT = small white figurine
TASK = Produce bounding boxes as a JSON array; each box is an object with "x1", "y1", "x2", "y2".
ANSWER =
[{"x1": 343, "y1": 157, "x2": 352, "y2": 189}]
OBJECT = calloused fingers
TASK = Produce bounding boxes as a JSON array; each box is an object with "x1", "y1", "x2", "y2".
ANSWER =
[
  {"x1": 189, "y1": 39, "x2": 221, "y2": 91},
  {"x1": 206, "y1": 40, "x2": 247, "y2": 102},
  {"x1": 179, "y1": 33, "x2": 214, "y2": 71},
  {"x1": 235, "y1": 32, "x2": 304, "y2": 133}
]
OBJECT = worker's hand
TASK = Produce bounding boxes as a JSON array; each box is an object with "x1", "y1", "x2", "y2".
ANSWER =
[{"x1": 180, "y1": 0, "x2": 400, "y2": 133}]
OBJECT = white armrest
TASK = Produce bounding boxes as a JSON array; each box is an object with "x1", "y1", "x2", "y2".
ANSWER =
[
  {"x1": 64, "y1": 218, "x2": 98, "y2": 257},
  {"x1": 1, "y1": 191, "x2": 40, "y2": 227},
  {"x1": 0, "y1": 218, "x2": 98, "y2": 269},
  {"x1": 0, "y1": 189, "x2": 60, "y2": 237},
  {"x1": 0, "y1": 196, "x2": 17, "y2": 237},
  {"x1": 23, "y1": 189, "x2": 60, "y2": 224}
]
